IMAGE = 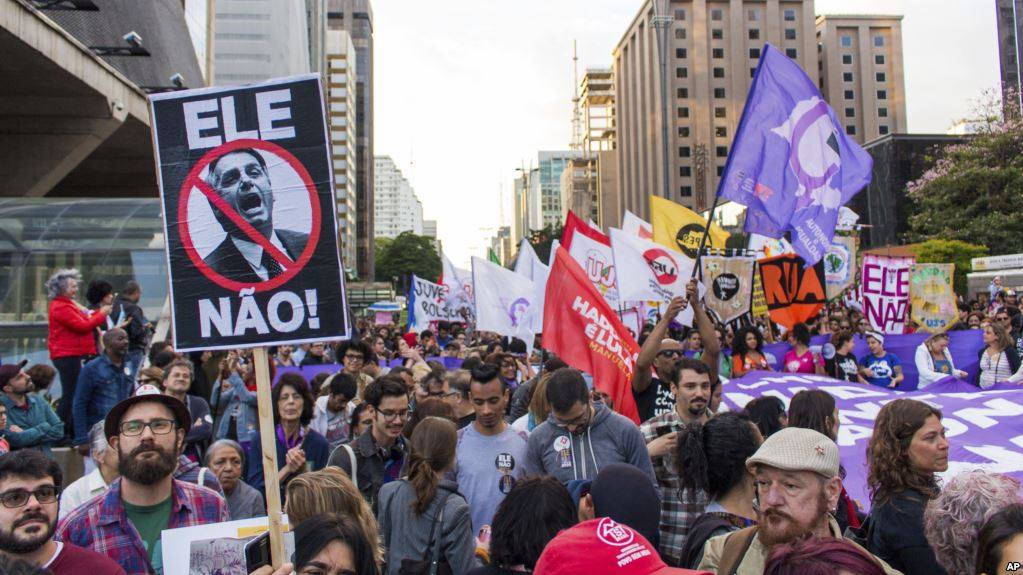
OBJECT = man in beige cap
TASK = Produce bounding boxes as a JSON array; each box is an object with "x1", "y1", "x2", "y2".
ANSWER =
[{"x1": 698, "y1": 427, "x2": 901, "y2": 575}]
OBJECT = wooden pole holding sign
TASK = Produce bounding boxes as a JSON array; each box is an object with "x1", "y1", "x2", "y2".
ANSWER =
[{"x1": 252, "y1": 347, "x2": 286, "y2": 568}]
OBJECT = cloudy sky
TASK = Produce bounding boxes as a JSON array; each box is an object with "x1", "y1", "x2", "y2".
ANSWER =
[{"x1": 373, "y1": 0, "x2": 1001, "y2": 268}]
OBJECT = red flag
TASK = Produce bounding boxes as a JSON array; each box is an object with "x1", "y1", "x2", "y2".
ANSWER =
[
  {"x1": 543, "y1": 247, "x2": 641, "y2": 424},
  {"x1": 561, "y1": 210, "x2": 609, "y2": 250}
]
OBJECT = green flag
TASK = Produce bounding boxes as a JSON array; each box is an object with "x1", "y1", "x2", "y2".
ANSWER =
[{"x1": 488, "y1": 248, "x2": 500, "y2": 265}]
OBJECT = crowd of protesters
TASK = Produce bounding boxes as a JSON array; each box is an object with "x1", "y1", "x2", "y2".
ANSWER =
[{"x1": 0, "y1": 268, "x2": 1020, "y2": 574}]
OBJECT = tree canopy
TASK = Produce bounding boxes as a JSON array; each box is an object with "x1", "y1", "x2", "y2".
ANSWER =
[
  {"x1": 374, "y1": 232, "x2": 441, "y2": 284},
  {"x1": 912, "y1": 239, "x2": 988, "y2": 296}
]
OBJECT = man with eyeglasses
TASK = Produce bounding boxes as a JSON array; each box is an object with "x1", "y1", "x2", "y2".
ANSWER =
[
  {"x1": 0, "y1": 361, "x2": 63, "y2": 455},
  {"x1": 326, "y1": 378, "x2": 409, "y2": 512},
  {"x1": 698, "y1": 428, "x2": 898, "y2": 574},
  {"x1": 57, "y1": 388, "x2": 228, "y2": 574},
  {"x1": 72, "y1": 328, "x2": 133, "y2": 457},
  {"x1": 336, "y1": 341, "x2": 374, "y2": 395},
  {"x1": 0, "y1": 450, "x2": 125, "y2": 574}
]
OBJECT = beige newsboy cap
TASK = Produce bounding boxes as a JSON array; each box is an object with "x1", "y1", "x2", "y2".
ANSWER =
[{"x1": 746, "y1": 427, "x2": 840, "y2": 478}]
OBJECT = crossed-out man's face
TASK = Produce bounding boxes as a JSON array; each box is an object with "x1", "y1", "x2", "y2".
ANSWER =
[{"x1": 208, "y1": 150, "x2": 274, "y2": 238}]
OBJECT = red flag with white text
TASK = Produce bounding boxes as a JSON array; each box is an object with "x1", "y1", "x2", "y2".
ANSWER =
[{"x1": 543, "y1": 247, "x2": 641, "y2": 424}]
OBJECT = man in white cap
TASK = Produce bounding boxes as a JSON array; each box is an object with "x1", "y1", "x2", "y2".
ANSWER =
[
  {"x1": 698, "y1": 427, "x2": 900, "y2": 575},
  {"x1": 858, "y1": 331, "x2": 903, "y2": 389}
]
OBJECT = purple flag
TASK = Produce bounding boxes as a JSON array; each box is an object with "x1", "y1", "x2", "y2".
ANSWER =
[{"x1": 720, "y1": 44, "x2": 873, "y2": 265}]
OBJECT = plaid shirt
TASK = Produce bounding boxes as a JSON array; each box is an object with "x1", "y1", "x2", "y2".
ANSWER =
[
  {"x1": 56, "y1": 477, "x2": 229, "y2": 575},
  {"x1": 640, "y1": 410, "x2": 709, "y2": 568}
]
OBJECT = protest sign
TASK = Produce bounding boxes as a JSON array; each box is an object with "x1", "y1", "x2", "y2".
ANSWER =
[
  {"x1": 751, "y1": 266, "x2": 769, "y2": 320},
  {"x1": 701, "y1": 256, "x2": 755, "y2": 324},
  {"x1": 472, "y1": 256, "x2": 537, "y2": 344},
  {"x1": 407, "y1": 275, "x2": 455, "y2": 332},
  {"x1": 824, "y1": 233, "x2": 858, "y2": 300},
  {"x1": 563, "y1": 212, "x2": 620, "y2": 310},
  {"x1": 162, "y1": 515, "x2": 295, "y2": 575},
  {"x1": 911, "y1": 263, "x2": 958, "y2": 333},
  {"x1": 721, "y1": 372, "x2": 1023, "y2": 510},
  {"x1": 862, "y1": 254, "x2": 915, "y2": 334},
  {"x1": 610, "y1": 228, "x2": 696, "y2": 326},
  {"x1": 441, "y1": 253, "x2": 474, "y2": 323},
  {"x1": 758, "y1": 253, "x2": 826, "y2": 329},
  {"x1": 544, "y1": 248, "x2": 641, "y2": 423},
  {"x1": 149, "y1": 74, "x2": 349, "y2": 351}
]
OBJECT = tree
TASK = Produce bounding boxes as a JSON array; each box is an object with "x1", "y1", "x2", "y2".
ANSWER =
[
  {"x1": 906, "y1": 88, "x2": 1023, "y2": 256},
  {"x1": 526, "y1": 223, "x2": 563, "y2": 264},
  {"x1": 374, "y1": 232, "x2": 441, "y2": 286},
  {"x1": 913, "y1": 239, "x2": 988, "y2": 296}
]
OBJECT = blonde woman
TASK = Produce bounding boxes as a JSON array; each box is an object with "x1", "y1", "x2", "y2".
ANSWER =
[{"x1": 284, "y1": 467, "x2": 383, "y2": 563}]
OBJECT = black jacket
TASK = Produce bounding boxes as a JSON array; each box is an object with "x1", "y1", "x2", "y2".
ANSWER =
[
  {"x1": 202, "y1": 229, "x2": 308, "y2": 284},
  {"x1": 867, "y1": 489, "x2": 947, "y2": 575},
  {"x1": 326, "y1": 427, "x2": 407, "y2": 513},
  {"x1": 976, "y1": 345, "x2": 1022, "y2": 385},
  {"x1": 111, "y1": 294, "x2": 149, "y2": 352}
]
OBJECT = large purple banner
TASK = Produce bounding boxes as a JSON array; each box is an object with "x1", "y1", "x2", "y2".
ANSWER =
[
  {"x1": 722, "y1": 371, "x2": 1023, "y2": 510},
  {"x1": 274, "y1": 356, "x2": 464, "y2": 384}
]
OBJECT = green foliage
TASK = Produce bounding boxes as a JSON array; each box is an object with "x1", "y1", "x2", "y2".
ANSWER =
[
  {"x1": 526, "y1": 223, "x2": 563, "y2": 264},
  {"x1": 913, "y1": 239, "x2": 989, "y2": 295},
  {"x1": 374, "y1": 232, "x2": 441, "y2": 285},
  {"x1": 905, "y1": 92, "x2": 1023, "y2": 256}
]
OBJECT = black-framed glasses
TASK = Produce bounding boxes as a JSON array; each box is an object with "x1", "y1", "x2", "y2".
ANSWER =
[
  {"x1": 0, "y1": 486, "x2": 59, "y2": 508},
  {"x1": 658, "y1": 350, "x2": 683, "y2": 358},
  {"x1": 344, "y1": 353, "x2": 365, "y2": 362},
  {"x1": 378, "y1": 409, "x2": 410, "y2": 421},
  {"x1": 120, "y1": 418, "x2": 176, "y2": 436}
]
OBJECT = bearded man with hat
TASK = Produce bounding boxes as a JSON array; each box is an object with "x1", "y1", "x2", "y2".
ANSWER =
[{"x1": 56, "y1": 385, "x2": 228, "y2": 574}]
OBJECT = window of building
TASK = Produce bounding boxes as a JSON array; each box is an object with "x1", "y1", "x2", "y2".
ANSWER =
[
  {"x1": 681, "y1": 186, "x2": 693, "y2": 197},
  {"x1": 676, "y1": 67, "x2": 688, "y2": 78},
  {"x1": 677, "y1": 87, "x2": 689, "y2": 99},
  {"x1": 716, "y1": 126, "x2": 727, "y2": 138},
  {"x1": 841, "y1": 35, "x2": 853, "y2": 47},
  {"x1": 842, "y1": 54, "x2": 853, "y2": 65},
  {"x1": 750, "y1": 48, "x2": 761, "y2": 59},
  {"x1": 711, "y1": 9, "x2": 722, "y2": 21},
  {"x1": 679, "y1": 146, "x2": 692, "y2": 158},
  {"x1": 713, "y1": 48, "x2": 724, "y2": 59},
  {"x1": 877, "y1": 89, "x2": 887, "y2": 99},
  {"x1": 748, "y1": 8, "x2": 760, "y2": 21},
  {"x1": 751, "y1": 67, "x2": 757, "y2": 77},
  {"x1": 875, "y1": 54, "x2": 885, "y2": 65},
  {"x1": 713, "y1": 28, "x2": 724, "y2": 40},
  {"x1": 878, "y1": 107, "x2": 888, "y2": 118},
  {"x1": 676, "y1": 48, "x2": 687, "y2": 59},
  {"x1": 713, "y1": 67, "x2": 725, "y2": 78},
  {"x1": 843, "y1": 72, "x2": 854, "y2": 82},
  {"x1": 675, "y1": 28, "x2": 687, "y2": 40},
  {"x1": 845, "y1": 107, "x2": 855, "y2": 117},
  {"x1": 874, "y1": 35, "x2": 885, "y2": 47},
  {"x1": 674, "y1": 8, "x2": 686, "y2": 20},
  {"x1": 844, "y1": 89, "x2": 854, "y2": 99},
  {"x1": 879, "y1": 125, "x2": 890, "y2": 135},
  {"x1": 784, "y1": 9, "x2": 796, "y2": 21},
  {"x1": 846, "y1": 125, "x2": 856, "y2": 135},
  {"x1": 785, "y1": 28, "x2": 797, "y2": 40},
  {"x1": 681, "y1": 166, "x2": 692, "y2": 177},
  {"x1": 678, "y1": 126, "x2": 690, "y2": 138},
  {"x1": 714, "y1": 87, "x2": 726, "y2": 98},
  {"x1": 715, "y1": 107, "x2": 727, "y2": 118},
  {"x1": 876, "y1": 72, "x2": 886, "y2": 83},
  {"x1": 786, "y1": 48, "x2": 798, "y2": 58},
  {"x1": 749, "y1": 29, "x2": 760, "y2": 40},
  {"x1": 678, "y1": 107, "x2": 690, "y2": 118},
  {"x1": 717, "y1": 166, "x2": 725, "y2": 176},
  {"x1": 716, "y1": 145, "x2": 728, "y2": 157}
]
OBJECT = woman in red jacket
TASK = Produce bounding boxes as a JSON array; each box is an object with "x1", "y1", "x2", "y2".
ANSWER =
[{"x1": 46, "y1": 269, "x2": 110, "y2": 441}]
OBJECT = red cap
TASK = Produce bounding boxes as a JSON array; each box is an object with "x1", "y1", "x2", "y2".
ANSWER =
[{"x1": 535, "y1": 518, "x2": 712, "y2": 575}]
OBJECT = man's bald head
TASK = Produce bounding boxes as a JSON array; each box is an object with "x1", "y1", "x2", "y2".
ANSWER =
[
  {"x1": 102, "y1": 328, "x2": 129, "y2": 359},
  {"x1": 654, "y1": 338, "x2": 684, "y2": 380}
]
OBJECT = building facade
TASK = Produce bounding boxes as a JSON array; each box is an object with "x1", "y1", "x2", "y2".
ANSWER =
[
  {"x1": 214, "y1": 0, "x2": 310, "y2": 86},
  {"x1": 997, "y1": 0, "x2": 1023, "y2": 115},
  {"x1": 374, "y1": 156, "x2": 423, "y2": 239},
  {"x1": 562, "y1": 68, "x2": 620, "y2": 230},
  {"x1": 816, "y1": 15, "x2": 908, "y2": 144},
  {"x1": 537, "y1": 151, "x2": 583, "y2": 229},
  {"x1": 326, "y1": 30, "x2": 359, "y2": 273},
  {"x1": 328, "y1": 0, "x2": 375, "y2": 279}
]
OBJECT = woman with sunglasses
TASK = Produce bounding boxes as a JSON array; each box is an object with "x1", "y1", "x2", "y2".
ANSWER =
[{"x1": 731, "y1": 326, "x2": 772, "y2": 377}]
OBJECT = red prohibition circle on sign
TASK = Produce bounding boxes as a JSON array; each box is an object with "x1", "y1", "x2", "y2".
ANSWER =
[{"x1": 178, "y1": 138, "x2": 322, "y2": 293}]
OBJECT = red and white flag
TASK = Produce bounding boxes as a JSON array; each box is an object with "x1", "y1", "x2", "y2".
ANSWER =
[
  {"x1": 562, "y1": 211, "x2": 620, "y2": 310},
  {"x1": 543, "y1": 247, "x2": 641, "y2": 424}
]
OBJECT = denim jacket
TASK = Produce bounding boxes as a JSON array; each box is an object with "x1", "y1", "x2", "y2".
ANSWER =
[
  {"x1": 210, "y1": 373, "x2": 258, "y2": 442},
  {"x1": 72, "y1": 353, "x2": 133, "y2": 445}
]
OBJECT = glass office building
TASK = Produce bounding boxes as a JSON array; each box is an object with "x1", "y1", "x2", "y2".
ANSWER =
[{"x1": 0, "y1": 199, "x2": 169, "y2": 381}]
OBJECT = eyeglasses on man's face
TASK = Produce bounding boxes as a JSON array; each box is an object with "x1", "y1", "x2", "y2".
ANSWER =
[
  {"x1": 377, "y1": 409, "x2": 409, "y2": 421},
  {"x1": 0, "y1": 485, "x2": 59, "y2": 508},
  {"x1": 119, "y1": 418, "x2": 177, "y2": 436}
]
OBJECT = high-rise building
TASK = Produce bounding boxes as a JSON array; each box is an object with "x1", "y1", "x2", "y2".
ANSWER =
[
  {"x1": 374, "y1": 156, "x2": 423, "y2": 239},
  {"x1": 213, "y1": 0, "x2": 310, "y2": 86},
  {"x1": 816, "y1": 15, "x2": 907, "y2": 144},
  {"x1": 326, "y1": 30, "x2": 358, "y2": 274},
  {"x1": 613, "y1": 0, "x2": 818, "y2": 219},
  {"x1": 537, "y1": 151, "x2": 584, "y2": 229},
  {"x1": 996, "y1": 0, "x2": 1023, "y2": 115},
  {"x1": 183, "y1": 0, "x2": 215, "y2": 84},
  {"x1": 423, "y1": 220, "x2": 438, "y2": 238},
  {"x1": 307, "y1": 0, "x2": 327, "y2": 74},
  {"x1": 328, "y1": 0, "x2": 375, "y2": 279},
  {"x1": 512, "y1": 167, "x2": 538, "y2": 246}
]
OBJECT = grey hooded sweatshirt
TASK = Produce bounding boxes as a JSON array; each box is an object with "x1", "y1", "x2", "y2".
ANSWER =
[{"x1": 523, "y1": 402, "x2": 657, "y2": 489}]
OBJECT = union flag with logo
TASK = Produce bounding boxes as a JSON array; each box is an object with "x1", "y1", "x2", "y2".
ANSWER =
[{"x1": 609, "y1": 228, "x2": 696, "y2": 327}]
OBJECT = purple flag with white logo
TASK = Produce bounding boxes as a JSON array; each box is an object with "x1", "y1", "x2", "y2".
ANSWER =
[{"x1": 720, "y1": 44, "x2": 873, "y2": 266}]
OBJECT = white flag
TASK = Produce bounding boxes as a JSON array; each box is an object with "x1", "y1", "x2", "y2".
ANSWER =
[
  {"x1": 513, "y1": 239, "x2": 549, "y2": 332},
  {"x1": 567, "y1": 232, "x2": 620, "y2": 310},
  {"x1": 442, "y1": 253, "x2": 474, "y2": 322},
  {"x1": 408, "y1": 275, "x2": 455, "y2": 333},
  {"x1": 748, "y1": 234, "x2": 795, "y2": 258},
  {"x1": 622, "y1": 210, "x2": 653, "y2": 240},
  {"x1": 472, "y1": 257, "x2": 536, "y2": 343},
  {"x1": 610, "y1": 228, "x2": 697, "y2": 326}
]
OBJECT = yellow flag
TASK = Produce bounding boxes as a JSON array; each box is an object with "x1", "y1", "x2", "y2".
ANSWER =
[{"x1": 650, "y1": 195, "x2": 730, "y2": 259}]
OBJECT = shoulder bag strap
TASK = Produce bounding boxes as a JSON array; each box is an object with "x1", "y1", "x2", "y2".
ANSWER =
[
  {"x1": 426, "y1": 491, "x2": 454, "y2": 575},
  {"x1": 717, "y1": 526, "x2": 758, "y2": 575},
  {"x1": 342, "y1": 443, "x2": 358, "y2": 490}
]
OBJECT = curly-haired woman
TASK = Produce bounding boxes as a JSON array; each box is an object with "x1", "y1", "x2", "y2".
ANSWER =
[{"x1": 865, "y1": 399, "x2": 949, "y2": 575}]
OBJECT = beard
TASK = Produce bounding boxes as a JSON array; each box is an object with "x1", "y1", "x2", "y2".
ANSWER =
[
  {"x1": 118, "y1": 441, "x2": 179, "y2": 486},
  {"x1": 0, "y1": 512, "x2": 54, "y2": 554},
  {"x1": 757, "y1": 489, "x2": 831, "y2": 547}
]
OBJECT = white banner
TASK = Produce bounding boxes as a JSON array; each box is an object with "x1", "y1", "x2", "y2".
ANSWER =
[
  {"x1": 861, "y1": 254, "x2": 915, "y2": 334},
  {"x1": 472, "y1": 256, "x2": 537, "y2": 343},
  {"x1": 442, "y1": 253, "x2": 474, "y2": 322},
  {"x1": 610, "y1": 228, "x2": 696, "y2": 326},
  {"x1": 408, "y1": 275, "x2": 456, "y2": 333},
  {"x1": 513, "y1": 238, "x2": 549, "y2": 332}
]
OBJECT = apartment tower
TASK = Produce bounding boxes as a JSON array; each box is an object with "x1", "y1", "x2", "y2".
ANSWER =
[{"x1": 326, "y1": 30, "x2": 359, "y2": 273}]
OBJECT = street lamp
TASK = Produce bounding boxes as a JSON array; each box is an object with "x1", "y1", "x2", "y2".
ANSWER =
[{"x1": 652, "y1": 0, "x2": 673, "y2": 201}]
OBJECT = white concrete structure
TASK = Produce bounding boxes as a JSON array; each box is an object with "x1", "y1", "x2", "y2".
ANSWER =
[
  {"x1": 327, "y1": 30, "x2": 358, "y2": 272},
  {"x1": 374, "y1": 156, "x2": 423, "y2": 238},
  {"x1": 214, "y1": 0, "x2": 310, "y2": 86}
]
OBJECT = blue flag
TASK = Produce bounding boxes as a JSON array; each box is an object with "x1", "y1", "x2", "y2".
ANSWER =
[{"x1": 720, "y1": 44, "x2": 872, "y2": 266}]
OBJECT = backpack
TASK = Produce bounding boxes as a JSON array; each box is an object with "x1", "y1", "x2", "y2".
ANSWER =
[{"x1": 716, "y1": 525, "x2": 887, "y2": 575}]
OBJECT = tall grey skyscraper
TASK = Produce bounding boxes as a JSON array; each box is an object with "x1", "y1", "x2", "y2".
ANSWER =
[
  {"x1": 328, "y1": 0, "x2": 375, "y2": 279},
  {"x1": 213, "y1": 0, "x2": 310, "y2": 86},
  {"x1": 997, "y1": 0, "x2": 1023, "y2": 115}
]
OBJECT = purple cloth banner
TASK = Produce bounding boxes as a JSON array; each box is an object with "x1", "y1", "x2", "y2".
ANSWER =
[
  {"x1": 274, "y1": 356, "x2": 464, "y2": 385},
  {"x1": 722, "y1": 371, "x2": 1023, "y2": 511},
  {"x1": 758, "y1": 330, "x2": 985, "y2": 391}
]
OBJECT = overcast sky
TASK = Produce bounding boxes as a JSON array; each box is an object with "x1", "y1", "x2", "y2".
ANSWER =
[{"x1": 373, "y1": 0, "x2": 1001, "y2": 268}]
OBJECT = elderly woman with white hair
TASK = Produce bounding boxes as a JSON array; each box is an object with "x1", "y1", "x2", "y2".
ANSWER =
[
  {"x1": 46, "y1": 268, "x2": 111, "y2": 437},
  {"x1": 58, "y1": 421, "x2": 119, "y2": 519},
  {"x1": 207, "y1": 438, "x2": 265, "y2": 520}
]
